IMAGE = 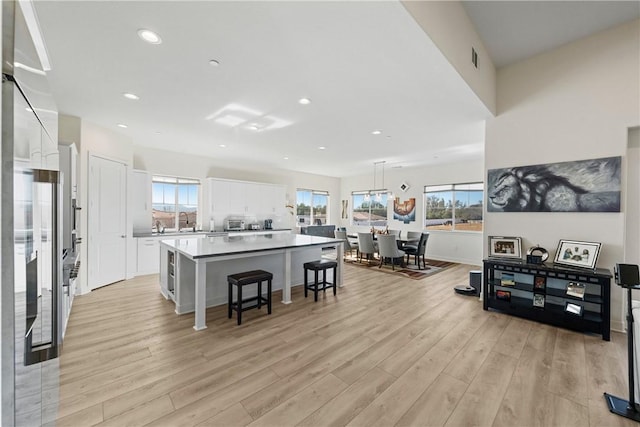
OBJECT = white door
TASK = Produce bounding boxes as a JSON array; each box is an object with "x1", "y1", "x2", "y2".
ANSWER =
[{"x1": 89, "y1": 155, "x2": 127, "y2": 289}]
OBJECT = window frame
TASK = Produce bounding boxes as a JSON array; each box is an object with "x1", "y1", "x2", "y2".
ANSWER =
[
  {"x1": 423, "y1": 182, "x2": 483, "y2": 232},
  {"x1": 296, "y1": 188, "x2": 330, "y2": 226},
  {"x1": 351, "y1": 190, "x2": 389, "y2": 227},
  {"x1": 152, "y1": 175, "x2": 200, "y2": 232}
]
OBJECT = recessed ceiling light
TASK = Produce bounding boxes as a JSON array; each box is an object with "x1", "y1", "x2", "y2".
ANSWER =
[
  {"x1": 298, "y1": 98, "x2": 311, "y2": 105},
  {"x1": 283, "y1": 157, "x2": 289, "y2": 160},
  {"x1": 318, "y1": 146, "x2": 326, "y2": 150},
  {"x1": 123, "y1": 93, "x2": 139, "y2": 100},
  {"x1": 372, "y1": 130, "x2": 382, "y2": 135},
  {"x1": 219, "y1": 144, "x2": 226, "y2": 148},
  {"x1": 248, "y1": 124, "x2": 259, "y2": 131},
  {"x1": 137, "y1": 29, "x2": 162, "y2": 44},
  {"x1": 209, "y1": 59, "x2": 220, "y2": 67},
  {"x1": 117, "y1": 124, "x2": 128, "y2": 128}
]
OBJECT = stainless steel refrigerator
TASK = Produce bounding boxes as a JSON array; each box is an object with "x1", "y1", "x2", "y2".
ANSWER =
[{"x1": 2, "y1": 1, "x2": 62, "y2": 425}]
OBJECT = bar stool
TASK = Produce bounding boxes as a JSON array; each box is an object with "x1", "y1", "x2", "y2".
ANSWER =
[
  {"x1": 227, "y1": 270, "x2": 273, "y2": 325},
  {"x1": 303, "y1": 259, "x2": 338, "y2": 302}
]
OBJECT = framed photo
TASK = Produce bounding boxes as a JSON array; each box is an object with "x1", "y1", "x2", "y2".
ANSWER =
[
  {"x1": 488, "y1": 236, "x2": 522, "y2": 259},
  {"x1": 554, "y1": 239, "x2": 602, "y2": 269},
  {"x1": 533, "y1": 276, "x2": 546, "y2": 291},
  {"x1": 533, "y1": 293, "x2": 545, "y2": 308},
  {"x1": 565, "y1": 302, "x2": 584, "y2": 316},
  {"x1": 500, "y1": 273, "x2": 515, "y2": 287},
  {"x1": 496, "y1": 290, "x2": 511, "y2": 302},
  {"x1": 566, "y1": 282, "x2": 586, "y2": 299}
]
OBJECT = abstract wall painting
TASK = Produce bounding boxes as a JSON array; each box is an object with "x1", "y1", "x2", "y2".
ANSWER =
[
  {"x1": 393, "y1": 197, "x2": 416, "y2": 223},
  {"x1": 487, "y1": 156, "x2": 621, "y2": 212}
]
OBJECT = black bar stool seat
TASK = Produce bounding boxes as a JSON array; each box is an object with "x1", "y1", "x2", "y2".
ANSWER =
[
  {"x1": 228, "y1": 269, "x2": 273, "y2": 325},
  {"x1": 303, "y1": 259, "x2": 338, "y2": 302}
]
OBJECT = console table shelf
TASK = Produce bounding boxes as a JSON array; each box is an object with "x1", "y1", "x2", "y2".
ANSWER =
[{"x1": 483, "y1": 258, "x2": 611, "y2": 341}]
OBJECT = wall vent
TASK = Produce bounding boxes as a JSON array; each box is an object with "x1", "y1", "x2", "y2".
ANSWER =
[{"x1": 471, "y1": 47, "x2": 478, "y2": 69}]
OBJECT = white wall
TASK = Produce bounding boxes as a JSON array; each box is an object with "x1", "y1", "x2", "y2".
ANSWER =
[
  {"x1": 340, "y1": 158, "x2": 484, "y2": 265},
  {"x1": 626, "y1": 127, "x2": 640, "y2": 300},
  {"x1": 133, "y1": 146, "x2": 341, "y2": 231},
  {"x1": 485, "y1": 20, "x2": 640, "y2": 331},
  {"x1": 402, "y1": 0, "x2": 496, "y2": 115}
]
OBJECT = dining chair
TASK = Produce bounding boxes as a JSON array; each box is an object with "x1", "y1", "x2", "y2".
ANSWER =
[
  {"x1": 404, "y1": 232, "x2": 430, "y2": 269},
  {"x1": 334, "y1": 230, "x2": 358, "y2": 259},
  {"x1": 357, "y1": 232, "x2": 377, "y2": 265},
  {"x1": 388, "y1": 229, "x2": 401, "y2": 240},
  {"x1": 377, "y1": 234, "x2": 405, "y2": 270},
  {"x1": 406, "y1": 231, "x2": 422, "y2": 246}
]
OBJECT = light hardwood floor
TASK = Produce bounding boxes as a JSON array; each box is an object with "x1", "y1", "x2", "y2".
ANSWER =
[{"x1": 51, "y1": 263, "x2": 637, "y2": 427}]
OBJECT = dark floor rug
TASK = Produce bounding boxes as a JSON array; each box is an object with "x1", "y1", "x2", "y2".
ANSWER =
[{"x1": 342, "y1": 254, "x2": 457, "y2": 280}]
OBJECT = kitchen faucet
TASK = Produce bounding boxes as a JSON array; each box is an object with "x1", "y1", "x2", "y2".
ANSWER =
[{"x1": 179, "y1": 211, "x2": 196, "y2": 232}]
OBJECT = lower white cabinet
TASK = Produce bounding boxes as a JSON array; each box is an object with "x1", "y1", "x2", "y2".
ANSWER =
[{"x1": 137, "y1": 238, "x2": 160, "y2": 275}]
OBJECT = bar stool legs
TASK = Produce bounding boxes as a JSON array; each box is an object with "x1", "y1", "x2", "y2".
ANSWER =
[
  {"x1": 227, "y1": 270, "x2": 273, "y2": 325},
  {"x1": 303, "y1": 259, "x2": 338, "y2": 302}
]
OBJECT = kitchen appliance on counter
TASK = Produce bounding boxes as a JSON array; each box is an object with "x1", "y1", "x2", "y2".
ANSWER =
[
  {"x1": 249, "y1": 223, "x2": 261, "y2": 230},
  {"x1": 225, "y1": 218, "x2": 245, "y2": 231},
  {"x1": 264, "y1": 219, "x2": 273, "y2": 230}
]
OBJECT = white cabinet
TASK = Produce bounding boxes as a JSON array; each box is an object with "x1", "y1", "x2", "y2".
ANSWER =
[
  {"x1": 136, "y1": 237, "x2": 160, "y2": 275},
  {"x1": 132, "y1": 170, "x2": 152, "y2": 233},
  {"x1": 208, "y1": 178, "x2": 286, "y2": 220}
]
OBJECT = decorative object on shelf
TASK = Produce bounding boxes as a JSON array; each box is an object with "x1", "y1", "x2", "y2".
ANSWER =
[
  {"x1": 496, "y1": 290, "x2": 511, "y2": 301},
  {"x1": 489, "y1": 236, "x2": 522, "y2": 259},
  {"x1": 533, "y1": 276, "x2": 546, "y2": 291},
  {"x1": 554, "y1": 239, "x2": 602, "y2": 269},
  {"x1": 526, "y1": 245, "x2": 549, "y2": 264},
  {"x1": 565, "y1": 302, "x2": 584, "y2": 316},
  {"x1": 533, "y1": 293, "x2": 545, "y2": 308},
  {"x1": 566, "y1": 282, "x2": 586, "y2": 299},
  {"x1": 393, "y1": 197, "x2": 416, "y2": 224},
  {"x1": 500, "y1": 273, "x2": 515, "y2": 286},
  {"x1": 487, "y1": 156, "x2": 621, "y2": 212}
]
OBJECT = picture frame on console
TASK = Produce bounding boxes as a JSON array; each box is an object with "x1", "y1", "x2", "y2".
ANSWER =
[
  {"x1": 554, "y1": 239, "x2": 601, "y2": 270},
  {"x1": 488, "y1": 236, "x2": 522, "y2": 259},
  {"x1": 533, "y1": 276, "x2": 546, "y2": 291}
]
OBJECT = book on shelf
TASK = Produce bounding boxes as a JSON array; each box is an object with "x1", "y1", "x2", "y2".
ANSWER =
[
  {"x1": 501, "y1": 273, "x2": 515, "y2": 286},
  {"x1": 566, "y1": 282, "x2": 586, "y2": 299}
]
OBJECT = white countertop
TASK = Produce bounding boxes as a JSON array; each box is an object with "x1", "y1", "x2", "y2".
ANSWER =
[
  {"x1": 133, "y1": 228, "x2": 292, "y2": 238},
  {"x1": 160, "y1": 233, "x2": 341, "y2": 259}
]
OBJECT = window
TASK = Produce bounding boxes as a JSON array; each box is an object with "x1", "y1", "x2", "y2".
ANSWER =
[
  {"x1": 152, "y1": 176, "x2": 200, "y2": 232},
  {"x1": 352, "y1": 191, "x2": 388, "y2": 227},
  {"x1": 296, "y1": 189, "x2": 329, "y2": 225},
  {"x1": 423, "y1": 183, "x2": 483, "y2": 231}
]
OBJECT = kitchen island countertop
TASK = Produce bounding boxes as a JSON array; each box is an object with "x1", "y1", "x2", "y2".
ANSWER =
[{"x1": 161, "y1": 233, "x2": 340, "y2": 259}]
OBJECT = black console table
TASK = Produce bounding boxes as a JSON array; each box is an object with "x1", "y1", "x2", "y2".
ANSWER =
[{"x1": 483, "y1": 258, "x2": 611, "y2": 341}]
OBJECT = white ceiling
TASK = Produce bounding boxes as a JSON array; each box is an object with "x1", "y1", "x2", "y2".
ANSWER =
[
  {"x1": 32, "y1": 1, "x2": 639, "y2": 178},
  {"x1": 463, "y1": 1, "x2": 640, "y2": 68}
]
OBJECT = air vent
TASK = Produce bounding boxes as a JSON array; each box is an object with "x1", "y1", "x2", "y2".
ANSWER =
[{"x1": 472, "y1": 47, "x2": 478, "y2": 69}]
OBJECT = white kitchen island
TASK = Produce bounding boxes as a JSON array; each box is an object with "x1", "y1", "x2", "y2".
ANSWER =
[{"x1": 159, "y1": 233, "x2": 343, "y2": 330}]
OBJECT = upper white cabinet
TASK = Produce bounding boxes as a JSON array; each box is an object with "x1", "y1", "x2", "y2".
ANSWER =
[
  {"x1": 208, "y1": 178, "x2": 286, "y2": 219},
  {"x1": 132, "y1": 170, "x2": 152, "y2": 232}
]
